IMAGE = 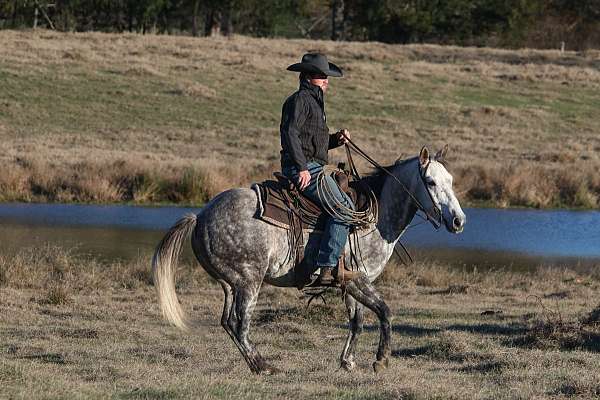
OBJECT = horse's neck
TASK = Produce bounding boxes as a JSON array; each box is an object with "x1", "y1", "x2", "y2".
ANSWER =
[{"x1": 375, "y1": 164, "x2": 419, "y2": 243}]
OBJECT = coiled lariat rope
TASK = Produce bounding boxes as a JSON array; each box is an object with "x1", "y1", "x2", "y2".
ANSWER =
[{"x1": 314, "y1": 166, "x2": 378, "y2": 228}]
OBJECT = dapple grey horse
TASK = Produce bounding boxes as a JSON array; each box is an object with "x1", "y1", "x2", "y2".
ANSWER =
[{"x1": 152, "y1": 146, "x2": 466, "y2": 374}]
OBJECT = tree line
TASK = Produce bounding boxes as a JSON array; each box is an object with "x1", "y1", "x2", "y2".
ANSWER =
[{"x1": 1, "y1": 0, "x2": 599, "y2": 50}]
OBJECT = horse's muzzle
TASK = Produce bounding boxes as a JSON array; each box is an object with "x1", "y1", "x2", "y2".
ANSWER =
[
  {"x1": 450, "y1": 214, "x2": 465, "y2": 233},
  {"x1": 453, "y1": 217, "x2": 462, "y2": 230}
]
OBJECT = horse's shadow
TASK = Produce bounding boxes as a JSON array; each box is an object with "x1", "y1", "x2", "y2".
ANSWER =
[
  {"x1": 347, "y1": 321, "x2": 530, "y2": 359},
  {"x1": 445, "y1": 322, "x2": 528, "y2": 336},
  {"x1": 391, "y1": 324, "x2": 600, "y2": 357},
  {"x1": 339, "y1": 323, "x2": 441, "y2": 336},
  {"x1": 353, "y1": 321, "x2": 526, "y2": 337}
]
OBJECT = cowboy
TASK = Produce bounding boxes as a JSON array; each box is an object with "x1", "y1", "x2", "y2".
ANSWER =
[{"x1": 280, "y1": 53, "x2": 356, "y2": 285}]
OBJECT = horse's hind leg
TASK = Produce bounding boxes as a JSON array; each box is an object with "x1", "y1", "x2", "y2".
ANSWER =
[
  {"x1": 219, "y1": 281, "x2": 275, "y2": 375},
  {"x1": 340, "y1": 295, "x2": 364, "y2": 371},
  {"x1": 344, "y1": 275, "x2": 392, "y2": 373},
  {"x1": 218, "y1": 281, "x2": 260, "y2": 374}
]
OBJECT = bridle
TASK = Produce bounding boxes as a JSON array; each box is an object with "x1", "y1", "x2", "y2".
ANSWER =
[
  {"x1": 342, "y1": 135, "x2": 442, "y2": 229},
  {"x1": 418, "y1": 160, "x2": 442, "y2": 229}
]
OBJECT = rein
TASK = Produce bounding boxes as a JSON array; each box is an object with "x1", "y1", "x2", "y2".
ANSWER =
[{"x1": 341, "y1": 134, "x2": 442, "y2": 229}]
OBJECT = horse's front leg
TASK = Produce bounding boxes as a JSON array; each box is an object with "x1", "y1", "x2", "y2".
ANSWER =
[
  {"x1": 345, "y1": 275, "x2": 392, "y2": 373},
  {"x1": 340, "y1": 294, "x2": 364, "y2": 371}
]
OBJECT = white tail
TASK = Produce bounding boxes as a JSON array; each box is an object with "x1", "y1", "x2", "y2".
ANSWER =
[{"x1": 152, "y1": 213, "x2": 197, "y2": 330}]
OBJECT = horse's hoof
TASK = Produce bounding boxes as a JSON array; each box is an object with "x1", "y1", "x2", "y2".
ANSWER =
[
  {"x1": 340, "y1": 359, "x2": 356, "y2": 372},
  {"x1": 372, "y1": 358, "x2": 389, "y2": 373},
  {"x1": 253, "y1": 357, "x2": 280, "y2": 375},
  {"x1": 258, "y1": 364, "x2": 280, "y2": 375}
]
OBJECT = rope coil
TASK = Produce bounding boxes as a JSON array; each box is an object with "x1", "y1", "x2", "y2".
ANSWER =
[{"x1": 314, "y1": 167, "x2": 378, "y2": 229}]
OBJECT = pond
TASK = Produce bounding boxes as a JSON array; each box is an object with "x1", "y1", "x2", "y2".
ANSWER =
[{"x1": 0, "y1": 203, "x2": 598, "y2": 270}]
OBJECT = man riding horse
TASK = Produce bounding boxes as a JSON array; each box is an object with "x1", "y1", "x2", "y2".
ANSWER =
[
  {"x1": 280, "y1": 53, "x2": 357, "y2": 285},
  {"x1": 153, "y1": 53, "x2": 467, "y2": 374}
]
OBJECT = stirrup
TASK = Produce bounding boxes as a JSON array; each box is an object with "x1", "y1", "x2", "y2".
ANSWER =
[
  {"x1": 313, "y1": 266, "x2": 361, "y2": 287},
  {"x1": 337, "y1": 266, "x2": 361, "y2": 284}
]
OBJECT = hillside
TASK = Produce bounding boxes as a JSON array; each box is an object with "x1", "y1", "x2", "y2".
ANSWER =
[{"x1": 1, "y1": 30, "x2": 599, "y2": 207}]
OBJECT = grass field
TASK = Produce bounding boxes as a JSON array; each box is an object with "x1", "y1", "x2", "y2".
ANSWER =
[
  {"x1": 2, "y1": 29, "x2": 600, "y2": 400},
  {"x1": 0, "y1": 30, "x2": 599, "y2": 208},
  {"x1": 1, "y1": 246, "x2": 600, "y2": 399}
]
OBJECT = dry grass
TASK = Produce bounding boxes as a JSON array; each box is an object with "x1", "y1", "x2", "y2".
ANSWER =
[
  {"x1": 0, "y1": 245, "x2": 208, "y2": 292},
  {"x1": 455, "y1": 163, "x2": 600, "y2": 208},
  {"x1": 0, "y1": 30, "x2": 599, "y2": 208},
  {"x1": 0, "y1": 157, "x2": 277, "y2": 205},
  {"x1": 2, "y1": 246, "x2": 600, "y2": 399}
]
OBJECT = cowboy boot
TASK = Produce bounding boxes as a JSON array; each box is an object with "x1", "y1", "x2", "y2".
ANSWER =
[{"x1": 317, "y1": 266, "x2": 335, "y2": 285}]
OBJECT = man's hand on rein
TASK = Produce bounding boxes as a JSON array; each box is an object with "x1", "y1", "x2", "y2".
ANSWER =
[{"x1": 338, "y1": 129, "x2": 350, "y2": 144}]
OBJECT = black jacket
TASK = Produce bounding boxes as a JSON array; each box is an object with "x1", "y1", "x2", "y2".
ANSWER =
[{"x1": 280, "y1": 79, "x2": 342, "y2": 171}]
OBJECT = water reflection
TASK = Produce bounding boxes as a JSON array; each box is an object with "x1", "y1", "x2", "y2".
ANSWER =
[{"x1": 0, "y1": 223, "x2": 163, "y2": 261}]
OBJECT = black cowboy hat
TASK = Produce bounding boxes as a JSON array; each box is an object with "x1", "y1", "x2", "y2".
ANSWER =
[{"x1": 287, "y1": 53, "x2": 343, "y2": 77}]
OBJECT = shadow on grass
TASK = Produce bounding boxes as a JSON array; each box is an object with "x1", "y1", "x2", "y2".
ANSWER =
[
  {"x1": 391, "y1": 346, "x2": 430, "y2": 358},
  {"x1": 506, "y1": 328, "x2": 600, "y2": 352},
  {"x1": 551, "y1": 382, "x2": 600, "y2": 397},
  {"x1": 56, "y1": 328, "x2": 99, "y2": 339},
  {"x1": 255, "y1": 306, "x2": 303, "y2": 324},
  {"x1": 256, "y1": 304, "x2": 340, "y2": 325},
  {"x1": 393, "y1": 324, "x2": 441, "y2": 336},
  {"x1": 362, "y1": 322, "x2": 526, "y2": 337},
  {"x1": 118, "y1": 387, "x2": 180, "y2": 400},
  {"x1": 20, "y1": 352, "x2": 67, "y2": 365},
  {"x1": 358, "y1": 323, "x2": 441, "y2": 336},
  {"x1": 446, "y1": 323, "x2": 528, "y2": 336},
  {"x1": 579, "y1": 333, "x2": 600, "y2": 352},
  {"x1": 455, "y1": 360, "x2": 506, "y2": 373},
  {"x1": 390, "y1": 344, "x2": 476, "y2": 362},
  {"x1": 426, "y1": 284, "x2": 470, "y2": 295}
]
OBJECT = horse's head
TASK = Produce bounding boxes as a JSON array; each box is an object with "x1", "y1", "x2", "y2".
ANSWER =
[{"x1": 416, "y1": 145, "x2": 466, "y2": 233}]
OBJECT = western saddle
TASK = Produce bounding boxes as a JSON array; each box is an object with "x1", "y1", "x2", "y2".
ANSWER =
[{"x1": 252, "y1": 167, "x2": 374, "y2": 289}]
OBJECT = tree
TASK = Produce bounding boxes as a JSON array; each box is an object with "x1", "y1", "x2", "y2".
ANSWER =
[
  {"x1": 331, "y1": 0, "x2": 345, "y2": 40},
  {"x1": 1, "y1": 0, "x2": 598, "y2": 49},
  {"x1": 191, "y1": 0, "x2": 200, "y2": 36}
]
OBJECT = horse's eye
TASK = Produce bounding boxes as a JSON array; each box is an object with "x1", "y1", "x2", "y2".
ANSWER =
[{"x1": 427, "y1": 180, "x2": 436, "y2": 187}]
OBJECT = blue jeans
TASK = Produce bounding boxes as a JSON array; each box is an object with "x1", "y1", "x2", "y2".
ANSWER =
[{"x1": 282, "y1": 161, "x2": 355, "y2": 267}]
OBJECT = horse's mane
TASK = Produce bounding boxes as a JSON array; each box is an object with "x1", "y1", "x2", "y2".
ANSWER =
[
  {"x1": 357, "y1": 155, "x2": 449, "y2": 196},
  {"x1": 358, "y1": 157, "x2": 417, "y2": 197},
  {"x1": 436, "y1": 158, "x2": 449, "y2": 170}
]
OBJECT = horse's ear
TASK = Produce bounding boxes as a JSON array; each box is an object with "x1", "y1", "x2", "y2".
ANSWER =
[
  {"x1": 435, "y1": 144, "x2": 449, "y2": 161},
  {"x1": 419, "y1": 146, "x2": 430, "y2": 167}
]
